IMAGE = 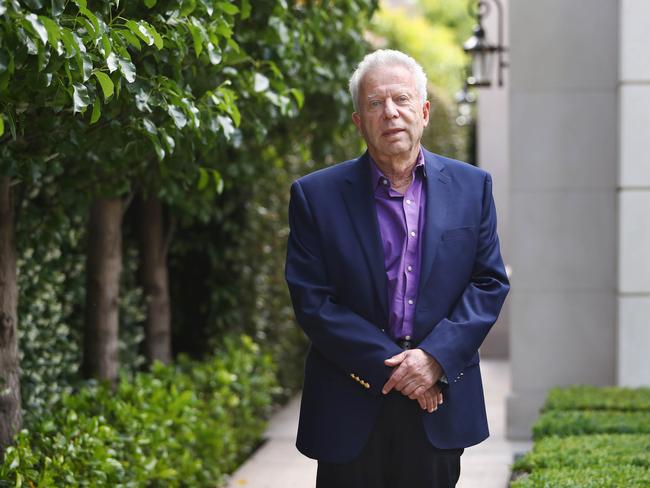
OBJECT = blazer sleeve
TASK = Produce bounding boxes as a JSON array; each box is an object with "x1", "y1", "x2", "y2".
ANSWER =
[
  {"x1": 417, "y1": 173, "x2": 510, "y2": 385},
  {"x1": 285, "y1": 180, "x2": 402, "y2": 395}
]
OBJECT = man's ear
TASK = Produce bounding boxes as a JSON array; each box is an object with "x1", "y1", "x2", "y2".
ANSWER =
[
  {"x1": 352, "y1": 111, "x2": 362, "y2": 131},
  {"x1": 422, "y1": 100, "x2": 431, "y2": 128}
]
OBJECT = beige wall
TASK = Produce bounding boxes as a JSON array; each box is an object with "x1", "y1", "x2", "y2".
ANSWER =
[{"x1": 505, "y1": 0, "x2": 619, "y2": 439}]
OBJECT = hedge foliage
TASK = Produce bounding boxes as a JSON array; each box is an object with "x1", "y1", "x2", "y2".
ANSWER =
[
  {"x1": 532, "y1": 410, "x2": 650, "y2": 439},
  {"x1": 512, "y1": 386, "x2": 650, "y2": 487},
  {"x1": 0, "y1": 334, "x2": 277, "y2": 487},
  {"x1": 511, "y1": 466, "x2": 650, "y2": 488},
  {"x1": 543, "y1": 386, "x2": 650, "y2": 412},
  {"x1": 512, "y1": 434, "x2": 650, "y2": 471}
]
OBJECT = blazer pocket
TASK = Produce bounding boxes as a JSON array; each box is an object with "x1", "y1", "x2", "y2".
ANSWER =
[{"x1": 441, "y1": 226, "x2": 475, "y2": 242}]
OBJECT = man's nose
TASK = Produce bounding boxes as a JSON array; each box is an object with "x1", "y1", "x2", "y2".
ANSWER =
[{"x1": 383, "y1": 99, "x2": 399, "y2": 118}]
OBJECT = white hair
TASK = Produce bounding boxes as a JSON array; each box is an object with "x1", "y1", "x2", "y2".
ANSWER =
[{"x1": 349, "y1": 49, "x2": 428, "y2": 112}]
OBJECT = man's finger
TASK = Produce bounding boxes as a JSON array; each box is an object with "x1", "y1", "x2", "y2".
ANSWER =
[
  {"x1": 438, "y1": 391, "x2": 444, "y2": 405},
  {"x1": 408, "y1": 384, "x2": 426, "y2": 400},
  {"x1": 421, "y1": 389, "x2": 434, "y2": 413},
  {"x1": 417, "y1": 394, "x2": 427, "y2": 410},
  {"x1": 396, "y1": 376, "x2": 419, "y2": 394},
  {"x1": 382, "y1": 366, "x2": 406, "y2": 394},
  {"x1": 384, "y1": 351, "x2": 407, "y2": 367}
]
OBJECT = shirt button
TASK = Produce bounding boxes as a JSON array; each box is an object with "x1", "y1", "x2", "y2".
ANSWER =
[
  {"x1": 410, "y1": 231, "x2": 416, "y2": 237},
  {"x1": 408, "y1": 299, "x2": 414, "y2": 305},
  {"x1": 382, "y1": 179, "x2": 389, "y2": 186},
  {"x1": 407, "y1": 265, "x2": 413, "y2": 272},
  {"x1": 405, "y1": 335, "x2": 411, "y2": 340},
  {"x1": 406, "y1": 199, "x2": 412, "y2": 205}
]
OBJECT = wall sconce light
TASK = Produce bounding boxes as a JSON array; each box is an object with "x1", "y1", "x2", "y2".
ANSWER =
[{"x1": 463, "y1": 0, "x2": 508, "y2": 88}]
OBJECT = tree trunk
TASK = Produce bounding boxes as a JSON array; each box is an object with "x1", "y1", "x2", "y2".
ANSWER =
[
  {"x1": 137, "y1": 195, "x2": 171, "y2": 365},
  {"x1": 0, "y1": 176, "x2": 21, "y2": 457},
  {"x1": 82, "y1": 197, "x2": 123, "y2": 382}
]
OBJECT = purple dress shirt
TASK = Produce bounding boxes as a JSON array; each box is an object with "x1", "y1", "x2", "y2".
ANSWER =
[{"x1": 370, "y1": 149, "x2": 426, "y2": 341}]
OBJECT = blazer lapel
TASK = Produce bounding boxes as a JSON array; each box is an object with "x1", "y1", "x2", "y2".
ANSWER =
[
  {"x1": 417, "y1": 151, "x2": 451, "y2": 298},
  {"x1": 341, "y1": 153, "x2": 389, "y2": 322}
]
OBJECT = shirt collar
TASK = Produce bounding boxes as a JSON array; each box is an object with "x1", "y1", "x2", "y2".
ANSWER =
[{"x1": 369, "y1": 147, "x2": 426, "y2": 191}]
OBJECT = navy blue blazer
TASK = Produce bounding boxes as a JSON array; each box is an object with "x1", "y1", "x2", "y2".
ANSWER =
[{"x1": 285, "y1": 148, "x2": 509, "y2": 463}]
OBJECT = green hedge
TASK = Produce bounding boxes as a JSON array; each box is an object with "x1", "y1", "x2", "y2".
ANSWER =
[
  {"x1": 0, "y1": 334, "x2": 278, "y2": 487},
  {"x1": 543, "y1": 386, "x2": 650, "y2": 412},
  {"x1": 511, "y1": 466, "x2": 650, "y2": 488},
  {"x1": 512, "y1": 434, "x2": 650, "y2": 471},
  {"x1": 512, "y1": 386, "x2": 650, "y2": 487},
  {"x1": 532, "y1": 410, "x2": 650, "y2": 439}
]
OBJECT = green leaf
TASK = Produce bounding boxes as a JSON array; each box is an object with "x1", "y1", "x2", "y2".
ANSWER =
[
  {"x1": 229, "y1": 103, "x2": 241, "y2": 127},
  {"x1": 90, "y1": 97, "x2": 100, "y2": 123},
  {"x1": 106, "y1": 52, "x2": 119, "y2": 73},
  {"x1": 72, "y1": 83, "x2": 91, "y2": 113},
  {"x1": 0, "y1": 115, "x2": 4, "y2": 137},
  {"x1": 23, "y1": 0, "x2": 44, "y2": 9},
  {"x1": 147, "y1": 133, "x2": 165, "y2": 160},
  {"x1": 144, "y1": 0, "x2": 157, "y2": 7},
  {"x1": 180, "y1": 0, "x2": 197, "y2": 16},
  {"x1": 40, "y1": 16, "x2": 61, "y2": 45},
  {"x1": 101, "y1": 34, "x2": 112, "y2": 58},
  {"x1": 17, "y1": 26, "x2": 38, "y2": 55},
  {"x1": 142, "y1": 118, "x2": 156, "y2": 135},
  {"x1": 217, "y1": 115, "x2": 234, "y2": 139},
  {"x1": 143, "y1": 23, "x2": 163, "y2": 49},
  {"x1": 290, "y1": 88, "x2": 304, "y2": 109},
  {"x1": 187, "y1": 21, "x2": 204, "y2": 57},
  {"x1": 60, "y1": 28, "x2": 77, "y2": 58},
  {"x1": 241, "y1": 0, "x2": 251, "y2": 19},
  {"x1": 94, "y1": 71, "x2": 114, "y2": 99},
  {"x1": 198, "y1": 167, "x2": 209, "y2": 190},
  {"x1": 79, "y1": 6, "x2": 100, "y2": 36},
  {"x1": 76, "y1": 51, "x2": 93, "y2": 82},
  {"x1": 212, "y1": 169, "x2": 224, "y2": 193},
  {"x1": 51, "y1": 0, "x2": 65, "y2": 16},
  {"x1": 125, "y1": 20, "x2": 153, "y2": 46},
  {"x1": 217, "y1": 1, "x2": 239, "y2": 15},
  {"x1": 73, "y1": 0, "x2": 87, "y2": 8},
  {"x1": 25, "y1": 14, "x2": 49, "y2": 45},
  {"x1": 117, "y1": 56, "x2": 136, "y2": 83},
  {"x1": 167, "y1": 105, "x2": 187, "y2": 129},
  {"x1": 118, "y1": 29, "x2": 142, "y2": 50},
  {"x1": 206, "y1": 43, "x2": 221, "y2": 65}
]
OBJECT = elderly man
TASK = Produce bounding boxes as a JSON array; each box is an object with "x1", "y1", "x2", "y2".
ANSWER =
[{"x1": 285, "y1": 49, "x2": 509, "y2": 488}]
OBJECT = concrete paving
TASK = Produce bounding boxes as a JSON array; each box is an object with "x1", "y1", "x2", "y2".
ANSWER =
[{"x1": 225, "y1": 359, "x2": 531, "y2": 488}]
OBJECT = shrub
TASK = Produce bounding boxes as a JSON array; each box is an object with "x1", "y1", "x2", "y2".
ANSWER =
[
  {"x1": 532, "y1": 410, "x2": 650, "y2": 440},
  {"x1": 0, "y1": 334, "x2": 278, "y2": 487},
  {"x1": 513, "y1": 434, "x2": 650, "y2": 472},
  {"x1": 510, "y1": 466, "x2": 650, "y2": 488},
  {"x1": 543, "y1": 386, "x2": 650, "y2": 412}
]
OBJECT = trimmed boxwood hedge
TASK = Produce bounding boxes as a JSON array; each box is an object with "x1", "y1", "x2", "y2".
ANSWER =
[
  {"x1": 512, "y1": 434, "x2": 650, "y2": 471},
  {"x1": 512, "y1": 386, "x2": 650, "y2": 488},
  {"x1": 543, "y1": 386, "x2": 650, "y2": 412},
  {"x1": 532, "y1": 410, "x2": 650, "y2": 439},
  {"x1": 511, "y1": 466, "x2": 650, "y2": 488},
  {"x1": 0, "y1": 334, "x2": 278, "y2": 487}
]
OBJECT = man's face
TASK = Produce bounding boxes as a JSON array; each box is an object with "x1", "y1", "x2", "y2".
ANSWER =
[{"x1": 352, "y1": 64, "x2": 430, "y2": 163}]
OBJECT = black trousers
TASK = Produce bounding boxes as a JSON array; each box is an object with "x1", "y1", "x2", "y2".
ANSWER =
[{"x1": 316, "y1": 392, "x2": 463, "y2": 488}]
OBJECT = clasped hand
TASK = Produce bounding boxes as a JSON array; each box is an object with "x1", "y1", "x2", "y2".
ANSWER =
[{"x1": 382, "y1": 349, "x2": 444, "y2": 413}]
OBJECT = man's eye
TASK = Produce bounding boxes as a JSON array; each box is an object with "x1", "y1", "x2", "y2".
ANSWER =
[
  {"x1": 370, "y1": 100, "x2": 382, "y2": 108},
  {"x1": 397, "y1": 95, "x2": 409, "y2": 103}
]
